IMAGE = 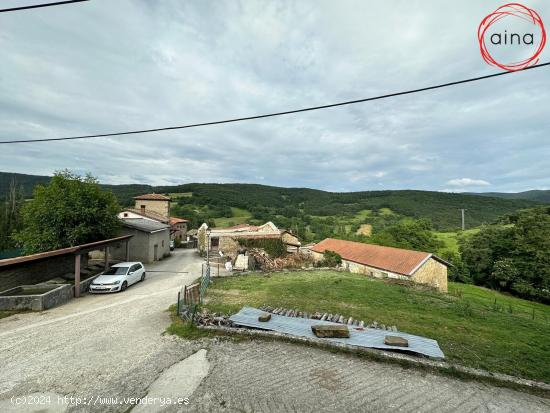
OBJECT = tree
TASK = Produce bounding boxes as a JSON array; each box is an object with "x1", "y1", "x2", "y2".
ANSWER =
[
  {"x1": 0, "y1": 178, "x2": 24, "y2": 250},
  {"x1": 459, "y1": 207, "x2": 550, "y2": 303},
  {"x1": 14, "y1": 171, "x2": 120, "y2": 254},
  {"x1": 369, "y1": 218, "x2": 444, "y2": 252}
]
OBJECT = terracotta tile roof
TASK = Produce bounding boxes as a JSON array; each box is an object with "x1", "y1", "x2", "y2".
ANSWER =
[
  {"x1": 133, "y1": 193, "x2": 171, "y2": 201},
  {"x1": 311, "y1": 238, "x2": 442, "y2": 276},
  {"x1": 123, "y1": 208, "x2": 169, "y2": 223},
  {"x1": 170, "y1": 217, "x2": 189, "y2": 225}
]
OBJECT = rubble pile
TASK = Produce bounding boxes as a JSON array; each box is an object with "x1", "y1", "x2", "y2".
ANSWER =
[
  {"x1": 194, "y1": 309, "x2": 233, "y2": 327},
  {"x1": 247, "y1": 248, "x2": 312, "y2": 271},
  {"x1": 259, "y1": 305, "x2": 398, "y2": 332}
]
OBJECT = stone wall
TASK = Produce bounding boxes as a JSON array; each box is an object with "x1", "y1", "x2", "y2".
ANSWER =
[
  {"x1": 218, "y1": 237, "x2": 240, "y2": 257},
  {"x1": 133, "y1": 199, "x2": 170, "y2": 218},
  {"x1": 411, "y1": 258, "x2": 448, "y2": 292},
  {"x1": 0, "y1": 255, "x2": 87, "y2": 292}
]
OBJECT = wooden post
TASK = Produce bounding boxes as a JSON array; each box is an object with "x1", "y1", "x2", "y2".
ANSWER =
[
  {"x1": 74, "y1": 254, "x2": 81, "y2": 298},
  {"x1": 125, "y1": 241, "x2": 130, "y2": 261},
  {"x1": 104, "y1": 246, "x2": 109, "y2": 270}
]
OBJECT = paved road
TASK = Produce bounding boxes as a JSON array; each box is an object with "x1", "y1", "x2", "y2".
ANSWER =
[
  {"x1": 0, "y1": 249, "x2": 204, "y2": 413},
  {"x1": 0, "y1": 249, "x2": 548, "y2": 412}
]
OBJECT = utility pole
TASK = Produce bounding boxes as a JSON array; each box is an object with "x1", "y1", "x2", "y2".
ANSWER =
[{"x1": 460, "y1": 209, "x2": 467, "y2": 231}]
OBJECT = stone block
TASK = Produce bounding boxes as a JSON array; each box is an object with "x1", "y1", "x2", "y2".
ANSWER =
[
  {"x1": 311, "y1": 324, "x2": 350, "y2": 338},
  {"x1": 384, "y1": 335, "x2": 408, "y2": 347},
  {"x1": 258, "y1": 313, "x2": 271, "y2": 322}
]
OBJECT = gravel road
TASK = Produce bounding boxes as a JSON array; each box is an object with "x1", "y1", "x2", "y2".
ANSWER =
[{"x1": 0, "y1": 249, "x2": 548, "y2": 412}]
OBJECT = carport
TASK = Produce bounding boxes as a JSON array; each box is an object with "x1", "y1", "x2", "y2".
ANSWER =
[
  {"x1": 0, "y1": 235, "x2": 133, "y2": 298},
  {"x1": 72, "y1": 235, "x2": 134, "y2": 297}
]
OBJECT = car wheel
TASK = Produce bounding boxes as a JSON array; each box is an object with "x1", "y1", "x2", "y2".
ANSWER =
[
  {"x1": 141, "y1": 272, "x2": 146, "y2": 282},
  {"x1": 121, "y1": 281, "x2": 128, "y2": 292}
]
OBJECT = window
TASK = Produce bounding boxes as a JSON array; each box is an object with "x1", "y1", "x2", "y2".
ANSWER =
[{"x1": 123, "y1": 212, "x2": 128, "y2": 217}]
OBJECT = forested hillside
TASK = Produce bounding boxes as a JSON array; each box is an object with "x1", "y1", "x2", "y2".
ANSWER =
[
  {"x1": 472, "y1": 190, "x2": 550, "y2": 203},
  {"x1": 0, "y1": 172, "x2": 541, "y2": 231}
]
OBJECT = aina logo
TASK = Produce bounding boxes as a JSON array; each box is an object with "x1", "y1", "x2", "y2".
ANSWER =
[{"x1": 478, "y1": 3, "x2": 546, "y2": 71}]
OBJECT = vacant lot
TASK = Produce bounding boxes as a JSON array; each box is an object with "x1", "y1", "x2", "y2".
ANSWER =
[{"x1": 204, "y1": 270, "x2": 550, "y2": 383}]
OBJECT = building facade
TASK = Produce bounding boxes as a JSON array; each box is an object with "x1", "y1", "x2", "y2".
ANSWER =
[
  {"x1": 311, "y1": 238, "x2": 449, "y2": 292},
  {"x1": 112, "y1": 219, "x2": 170, "y2": 263},
  {"x1": 197, "y1": 222, "x2": 301, "y2": 256},
  {"x1": 118, "y1": 193, "x2": 188, "y2": 241}
]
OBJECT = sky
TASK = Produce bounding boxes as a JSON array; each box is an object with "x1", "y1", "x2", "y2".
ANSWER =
[{"x1": 0, "y1": 0, "x2": 549, "y2": 193}]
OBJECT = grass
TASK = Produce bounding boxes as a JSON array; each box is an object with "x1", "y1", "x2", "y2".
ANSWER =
[
  {"x1": 168, "y1": 192, "x2": 193, "y2": 198},
  {"x1": 165, "y1": 305, "x2": 215, "y2": 339},
  {"x1": 213, "y1": 207, "x2": 252, "y2": 227},
  {"x1": 435, "y1": 228, "x2": 480, "y2": 254},
  {"x1": 0, "y1": 310, "x2": 29, "y2": 319},
  {"x1": 203, "y1": 270, "x2": 550, "y2": 383}
]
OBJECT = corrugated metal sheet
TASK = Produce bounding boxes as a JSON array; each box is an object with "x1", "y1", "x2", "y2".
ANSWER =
[{"x1": 230, "y1": 307, "x2": 445, "y2": 359}]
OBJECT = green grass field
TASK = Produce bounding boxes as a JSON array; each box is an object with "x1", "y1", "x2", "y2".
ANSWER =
[
  {"x1": 213, "y1": 207, "x2": 252, "y2": 227},
  {"x1": 435, "y1": 228, "x2": 480, "y2": 254},
  {"x1": 204, "y1": 271, "x2": 550, "y2": 383}
]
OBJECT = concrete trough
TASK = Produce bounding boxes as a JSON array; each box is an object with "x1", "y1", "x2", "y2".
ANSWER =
[{"x1": 0, "y1": 284, "x2": 73, "y2": 311}]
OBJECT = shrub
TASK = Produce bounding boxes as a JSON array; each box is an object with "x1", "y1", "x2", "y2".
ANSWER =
[
  {"x1": 315, "y1": 250, "x2": 342, "y2": 267},
  {"x1": 237, "y1": 237, "x2": 286, "y2": 257}
]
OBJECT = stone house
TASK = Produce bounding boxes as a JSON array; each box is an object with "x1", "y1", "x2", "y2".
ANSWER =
[
  {"x1": 112, "y1": 219, "x2": 170, "y2": 263},
  {"x1": 197, "y1": 222, "x2": 301, "y2": 257},
  {"x1": 133, "y1": 193, "x2": 171, "y2": 217},
  {"x1": 170, "y1": 217, "x2": 189, "y2": 241},
  {"x1": 118, "y1": 193, "x2": 188, "y2": 241},
  {"x1": 311, "y1": 238, "x2": 449, "y2": 292}
]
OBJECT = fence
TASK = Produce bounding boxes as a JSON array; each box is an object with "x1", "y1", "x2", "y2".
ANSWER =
[{"x1": 177, "y1": 264, "x2": 211, "y2": 320}]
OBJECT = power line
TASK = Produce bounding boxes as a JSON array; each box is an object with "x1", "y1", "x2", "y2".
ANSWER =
[
  {"x1": 1, "y1": 61, "x2": 548, "y2": 145},
  {"x1": 0, "y1": 0, "x2": 89, "y2": 13}
]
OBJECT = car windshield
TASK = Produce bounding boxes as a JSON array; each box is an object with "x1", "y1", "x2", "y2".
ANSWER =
[{"x1": 103, "y1": 267, "x2": 128, "y2": 275}]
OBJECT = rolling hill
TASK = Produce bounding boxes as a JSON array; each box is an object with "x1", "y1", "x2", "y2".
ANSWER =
[
  {"x1": 0, "y1": 171, "x2": 543, "y2": 231},
  {"x1": 471, "y1": 190, "x2": 550, "y2": 203}
]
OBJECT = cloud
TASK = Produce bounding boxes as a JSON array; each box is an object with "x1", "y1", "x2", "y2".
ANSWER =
[
  {"x1": 446, "y1": 178, "x2": 491, "y2": 187},
  {"x1": 0, "y1": 0, "x2": 549, "y2": 192}
]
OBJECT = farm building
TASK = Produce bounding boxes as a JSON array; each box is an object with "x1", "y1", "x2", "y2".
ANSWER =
[
  {"x1": 197, "y1": 222, "x2": 301, "y2": 256},
  {"x1": 311, "y1": 238, "x2": 449, "y2": 292}
]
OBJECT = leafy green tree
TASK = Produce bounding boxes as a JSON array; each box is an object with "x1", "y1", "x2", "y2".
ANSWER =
[
  {"x1": 369, "y1": 218, "x2": 444, "y2": 252},
  {"x1": 460, "y1": 207, "x2": 550, "y2": 302},
  {"x1": 0, "y1": 179, "x2": 24, "y2": 250},
  {"x1": 459, "y1": 225, "x2": 514, "y2": 287},
  {"x1": 14, "y1": 171, "x2": 120, "y2": 254}
]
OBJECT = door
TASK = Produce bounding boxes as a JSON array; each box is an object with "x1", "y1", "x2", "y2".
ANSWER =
[{"x1": 154, "y1": 244, "x2": 158, "y2": 261}]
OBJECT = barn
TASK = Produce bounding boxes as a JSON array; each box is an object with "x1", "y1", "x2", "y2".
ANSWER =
[{"x1": 311, "y1": 238, "x2": 449, "y2": 292}]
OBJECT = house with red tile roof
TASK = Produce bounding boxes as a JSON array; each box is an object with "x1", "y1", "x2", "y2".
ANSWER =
[{"x1": 311, "y1": 238, "x2": 449, "y2": 292}]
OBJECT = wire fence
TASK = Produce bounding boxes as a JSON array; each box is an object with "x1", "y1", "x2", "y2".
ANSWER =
[{"x1": 177, "y1": 264, "x2": 211, "y2": 321}]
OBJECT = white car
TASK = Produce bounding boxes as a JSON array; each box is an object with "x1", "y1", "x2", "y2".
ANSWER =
[{"x1": 89, "y1": 262, "x2": 146, "y2": 293}]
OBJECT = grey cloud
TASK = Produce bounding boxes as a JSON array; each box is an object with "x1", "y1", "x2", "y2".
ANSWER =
[{"x1": 0, "y1": 0, "x2": 549, "y2": 192}]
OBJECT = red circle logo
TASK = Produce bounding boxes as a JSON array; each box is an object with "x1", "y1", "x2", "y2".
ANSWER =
[{"x1": 478, "y1": 3, "x2": 546, "y2": 71}]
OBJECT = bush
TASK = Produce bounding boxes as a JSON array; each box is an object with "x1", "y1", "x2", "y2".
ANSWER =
[
  {"x1": 237, "y1": 237, "x2": 286, "y2": 257},
  {"x1": 315, "y1": 250, "x2": 342, "y2": 267}
]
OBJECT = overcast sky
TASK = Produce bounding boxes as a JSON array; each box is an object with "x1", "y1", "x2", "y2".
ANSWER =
[{"x1": 0, "y1": 0, "x2": 549, "y2": 192}]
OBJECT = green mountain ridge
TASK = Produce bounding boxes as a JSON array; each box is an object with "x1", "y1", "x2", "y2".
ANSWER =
[
  {"x1": 470, "y1": 190, "x2": 550, "y2": 203},
  {"x1": 0, "y1": 171, "x2": 545, "y2": 231}
]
